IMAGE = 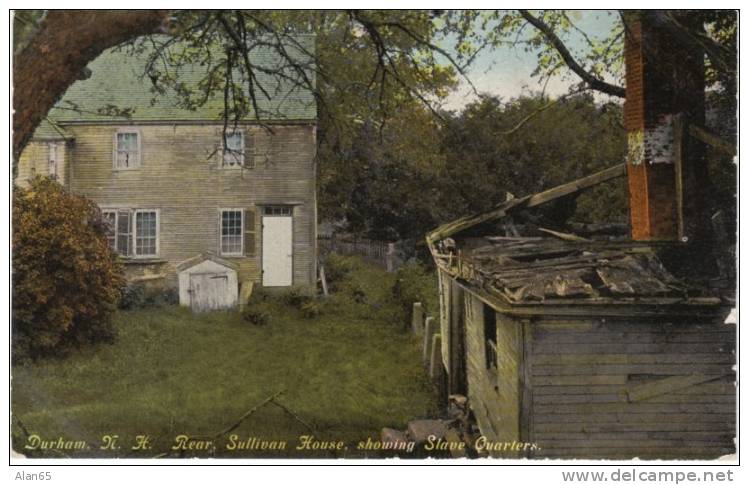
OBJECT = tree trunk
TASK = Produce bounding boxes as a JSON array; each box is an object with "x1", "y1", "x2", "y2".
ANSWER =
[{"x1": 12, "y1": 10, "x2": 171, "y2": 161}]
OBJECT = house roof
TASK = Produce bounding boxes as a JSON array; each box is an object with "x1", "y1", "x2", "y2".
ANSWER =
[
  {"x1": 45, "y1": 35, "x2": 316, "y2": 127},
  {"x1": 31, "y1": 118, "x2": 72, "y2": 140}
]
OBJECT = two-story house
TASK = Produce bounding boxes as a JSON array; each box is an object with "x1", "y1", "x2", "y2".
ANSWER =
[{"x1": 16, "y1": 36, "x2": 317, "y2": 311}]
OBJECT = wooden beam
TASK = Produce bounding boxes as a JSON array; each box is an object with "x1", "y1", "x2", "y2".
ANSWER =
[
  {"x1": 538, "y1": 227, "x2": 590, "y2": 242},
  {"x1": 526, "y1": 164, "x2": 626, "y2": 208},
  {"x1": 689, "y1": 124, "x2": 736, "y2": 157},
  {"x1": 623, "y1": 373, "x2": 733, "y2": 403},
  {"x1": 673, "y1": 114, "x2": 687, "y2": 240},
  {"x1": 426, "y1": 163, "x2": 626, "y2": 245}
]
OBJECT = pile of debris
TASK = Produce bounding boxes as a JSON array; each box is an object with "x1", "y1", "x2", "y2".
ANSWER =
[{"x1": 380, "y1": 395, "x2": 486, "y2": 459}]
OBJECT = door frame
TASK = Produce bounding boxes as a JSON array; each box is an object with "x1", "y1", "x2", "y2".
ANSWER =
[{"x1": 260, "y1": 205, "x2": 295, "y2": 287}]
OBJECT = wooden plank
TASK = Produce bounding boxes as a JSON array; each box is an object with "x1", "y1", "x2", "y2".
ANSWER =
[
  {"x1": 534, "y1": 381, "x2": 736, "y2": 396},
  {"x1": 537, "y1": 431, "x2": 736, "y2": 442},
  {"x1": 674, "y1": 113, "x2": 686, "y2": 239},
  {"x1": 688, "y1": 123, "x2": 736, "y2": 156},
  {"x1": 534, "y1": 375, "x2": 629, "y2": 386},
  {"x1": 534, "y1": 447, "x2": 734, "y2": 459},
  {"x1": 525, "y1": 164, "x2": 626, "y2": 207},
  {"x1": 624, "y1": 373, "x2": 732, "y2": 403},
  {"x1": 533, "y1": 353, "x2": 735, "y2": 365},
  {"x1": 534, "y1": 421, "x2": 735, "y2": 433},
  {"x1": 533, "y1": 364, "x2": 732, "y2": 376},
  {"x1": 519, "y1": 319, "x2": 533, "y2": 451},
  {"x1": 533, "y1": 402, "x2": 735, "y2": 414},
  {"x1": 319, "y1": 263, "x2": 328, "y2": 297},
  {"x1": 532, "y1": 412, "x2": 735, "y2": 424},
  {"x1": 534, "y1": 393, "x2": 735, "y2": 405},
  {"x1": 536, "y1": 438, "x2": 735, "y2": 448},
  {"x1": 425, "y1": 164, "x2": 625, "y2": 244},
  {"x1": 533, "y1": 321, "x2": 732, "y2": 333},
  {"x1": 533, "y1": 342, "x2": 733, "y2": 355},
  {"x1": 532, "y1": 331, "x2": 736, "y2": 344},
  {"x1": 538, "y1": 227, "x2": 590, "y2": 242}
]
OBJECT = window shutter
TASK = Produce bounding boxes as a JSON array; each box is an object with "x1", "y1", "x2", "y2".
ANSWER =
[
  {"x1": 244, "y1": 130, "x2": 254, "y2": 168},
  {"x1": 244, "y1": 208, "x2": 256, "y2": 257}
]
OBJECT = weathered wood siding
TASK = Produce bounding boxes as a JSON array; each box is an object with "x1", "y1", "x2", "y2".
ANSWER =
[
  {"x1": 43, "y1": 123, "x2": 316, "y2": 287},
  {"x1": 527, "y1": 318, "x2": 736, "y2": 459},
  {"x1": 438, "y1": 269, "x2": 451, "y2": 369},
  {"x1": 464, "y1": 293, "x2": 523, "y2": 454},
  {"x1": 17, "y1": 141, "x2": 69, "y2": 188}
]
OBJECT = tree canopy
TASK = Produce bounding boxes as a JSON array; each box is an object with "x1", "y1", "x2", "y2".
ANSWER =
[{"x1": 12, "y1": 9, "x2": 737, "y2": 246}]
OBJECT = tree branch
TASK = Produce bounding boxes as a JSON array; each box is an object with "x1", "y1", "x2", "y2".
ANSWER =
[
  {"x1": 13, "y1": 9, "x2": 171, "y2": 161},
  {"x1": 519, "y1": 10, "x2": 625, "y2": 98}
]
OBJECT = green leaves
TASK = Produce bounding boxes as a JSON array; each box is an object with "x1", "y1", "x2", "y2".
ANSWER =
[{"x1": 12, "y1": 177, "x2": 125, "y2": 362}]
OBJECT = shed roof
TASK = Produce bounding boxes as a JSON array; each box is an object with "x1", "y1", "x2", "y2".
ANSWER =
[
  {"x1": 454, "y1": 237, "x2": 708, "y2": 304},
  {"x1": 44, "y1": 35, "x2": 316, "y2": 128},
  {"x1": 427, "y1": 165, "x2": 727, "y2": 311}
]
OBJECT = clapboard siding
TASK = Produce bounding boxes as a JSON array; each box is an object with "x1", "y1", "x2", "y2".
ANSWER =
[
  {"x1": 528, "y1": 317, "x2": 736, "y2": 459},
  {"x1": 438, "y1": 269, "x2": 451, "y2": 369},
  {"x1": 17, "y1": 141, "x2": 70, "y2": 188},
  {"x1": 464, "y1": 293, "x2": 523, "y2": 456},
  {"x1": 49, "y1": 122, "x2": 315, "y2": 286}
]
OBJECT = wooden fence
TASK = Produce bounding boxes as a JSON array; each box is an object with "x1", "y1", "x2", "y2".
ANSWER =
[{"x1": 318, "y1": 235, "x2": 399, "y2": 272}]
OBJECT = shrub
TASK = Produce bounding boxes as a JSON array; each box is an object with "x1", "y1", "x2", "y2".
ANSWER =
[
  {"x1": 242, "y1": 306, "x2": 271, "y2": 326},
  {"x1": 12, "y1": 177, "x2": 125, "y2": 361},
  {"x1": 322, "y1": 253, "x2": 357, "y2": 290},
  {"x1": 392, "y1": 262, "x2": 439, "y2": 322},
  {"x1": 119, "y1": 283, "x2": 178, "y2": 310},
  {"x1": 278, "y1": 285, "x2": 314, "y2": 309},
  {"x1": 119, "y1": 284, "x2": 146, "y2": 310},
  {"x1": 300, "y1": 300, "x2": 323, "y2": 319}
]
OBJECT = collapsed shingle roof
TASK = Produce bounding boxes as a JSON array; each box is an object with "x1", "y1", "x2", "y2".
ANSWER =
[
  {"x1": 427, "y1": 165, "x2": 726, "y2": 310},
  {"x1": 454, "y1": 237, "x2": 698, "y2": 303}
]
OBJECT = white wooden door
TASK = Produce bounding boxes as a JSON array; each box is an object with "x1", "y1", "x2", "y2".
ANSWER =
[
  {"x1": 190, "y1": 273, "x2": 231, "y2": 311},
  {"x1": 262, "y1": 216, "x2": 293, "y2": 286}
]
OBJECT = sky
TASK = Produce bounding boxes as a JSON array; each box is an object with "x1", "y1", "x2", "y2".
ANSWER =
[{"x1": 439, "y1": 10, "x2": 622, "y2": 110}]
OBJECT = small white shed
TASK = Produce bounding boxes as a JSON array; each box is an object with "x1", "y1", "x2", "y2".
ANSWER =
[{"x1": 177, "y1": 253, "x2": 239, "y2": 312}]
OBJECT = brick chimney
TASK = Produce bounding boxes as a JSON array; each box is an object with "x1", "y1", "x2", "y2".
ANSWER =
[{"x1": 624, "y1": 11, "x2": 706, "y2": 241}]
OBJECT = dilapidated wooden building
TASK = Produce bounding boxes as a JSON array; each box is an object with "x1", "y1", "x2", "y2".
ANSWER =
[
  {"x1": 16, "y1": 36, "x2": 317, "y2": 310},
  {"x1": 427, "y1": 182, "x2": 735, "y2": 459},
  {"x1": 426, "y1": 12, "x2": 736, "y2": 459}
]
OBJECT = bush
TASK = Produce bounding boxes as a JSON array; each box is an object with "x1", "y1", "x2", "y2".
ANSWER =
[
  {"x1": 392, "y1": 262, "x2": 439, "y2": 322},
  {"x1": 277, "y1": 285, "x2": 314, "y2": 309},
  {"x1": 119, "y1": 283, "x2": 178, "y2": 310},
  {"x1": 322, "y1": 253, "x2": 357, "y2": 290},
  {"x1": 12, "y1": 177, "x2": 125, "y2": 361},
  {"x1": 300, "y1": 300, "x2": 323, "y2": 319},
  {"x1": 242, "y1": 306, "x2": 271, "y2": 326},
  {"x1": 119, "y1": 284, "x2": 146, "y2": 310}
]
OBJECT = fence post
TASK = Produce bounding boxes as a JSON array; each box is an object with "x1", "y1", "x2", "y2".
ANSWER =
[
  {"x1": 386, "y1": 242, "x2": 395, "y2": 272},
  {"x1": 422, "y1": 316, "x2": 436, "y2": 366},
  {"x1": 411, "y1": 302, "x2": 424, "y2": 335},
  {"x1": 429, "y1": 334, "x2": 443, "y2": 379}
]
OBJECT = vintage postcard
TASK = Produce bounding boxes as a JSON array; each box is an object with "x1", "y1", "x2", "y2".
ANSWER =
[{"x1": 8, "y1": 7, "x2": 738, "y2": 469}]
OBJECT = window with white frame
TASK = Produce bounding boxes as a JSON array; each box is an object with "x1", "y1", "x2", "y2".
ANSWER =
[
  {"x1": 135, "y1": 210, "x2": 158, "y2": 256},
  {"x1": 101, "y1": 208, "x2": 157, "y2": 257},
  {"x1": 220, "y1": 209, "x2": 243, "y2": 255},
  {"x1": 114, "y1": 131, "x2": 140, "y2": 169},
  {"x1": 222, "y1": 131, "x2": 245, "y2": 167}
]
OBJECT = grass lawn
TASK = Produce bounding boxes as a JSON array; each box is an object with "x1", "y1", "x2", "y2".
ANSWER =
[{"x1": 11, "y1": 257, "x2": 440, "y2": 458}]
